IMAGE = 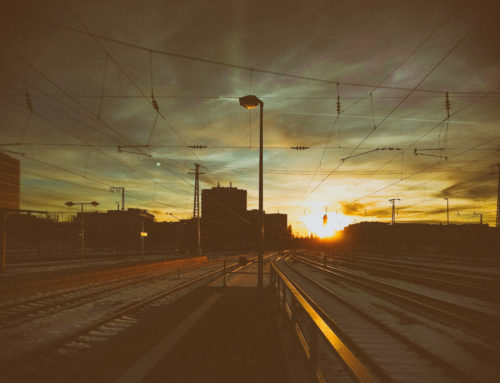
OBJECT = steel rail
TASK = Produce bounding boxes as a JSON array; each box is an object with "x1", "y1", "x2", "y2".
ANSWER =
[
  {"x1": 303, "y1": 252, "x2": 500, "y2": 301},
  {"x1": 282, "y1": 259, "x2": 478, "y2": 383},
  {"x1": 345, "y1": 252, "x2": 500, "y2": 279},
  {"x1": 270, "y1": 261, "x2": 378, "y2": 383},
  {"x1": 0, "y1": 256, "x2": 220, "y2": 310},
  {"x1": 294, "y1": 255, "x2": 500, "y2": 338},
  {"x1": 9, "y1": 262, "x2": 240, "y2": 366},
  {"x1": 0, "y1": 259, "x2": 229, "y2": 326},
  {"x1": 306, "y1": 250, "x2": 500, "y2": 286}
]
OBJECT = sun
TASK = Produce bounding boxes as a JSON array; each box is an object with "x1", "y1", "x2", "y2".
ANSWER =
[{"x1": 301, "y1": 212, "x2": 353, "y2": 238}]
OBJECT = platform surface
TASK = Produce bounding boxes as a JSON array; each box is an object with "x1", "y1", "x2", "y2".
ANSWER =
[{"x1": 132, "y1": 286, "x2": 292, "y2": 383}]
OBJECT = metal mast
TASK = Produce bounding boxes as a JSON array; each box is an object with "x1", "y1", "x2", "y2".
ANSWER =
[
  {"x1": 189, "y1": 164, "x2": 204, "y2": 255},
  {"x1": 446, "y1": 198, "x2": 449, "y2": 225},
  {"x1": 496, "y1": 163, "x2": 500, "y2": 229},
  {"x1": 389, "y1": 198, "x2": 400, "y2": 225},
  {"x1": 189, "y1": 164, "x2": 203, "y2": 218}
]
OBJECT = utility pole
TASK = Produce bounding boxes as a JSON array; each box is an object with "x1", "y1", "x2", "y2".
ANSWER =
[
  {"x1": 1, "y1": 210, "x2": 6, "y2": 272},
  {"x1": 189, "y1": 163, "x2": 204, "y2": 256},
  {"x1": 474, "y1": 212, "x2": 483, "y2": 225},
  {"x1": 389, "y1": 198, "x2": 400, "y2": 225},
  {"x1": 141, "y1": 221, "x2": 145, "y2": 258},
  {"x1": 446, "y1": 198, "x2": 450, "y2": 225},
  {"x1": 496, "y1": 163, "x2": 500, "y2": 229},
  {"x1": 110, "y1": 187, "x2": 125, "y2": 211}
]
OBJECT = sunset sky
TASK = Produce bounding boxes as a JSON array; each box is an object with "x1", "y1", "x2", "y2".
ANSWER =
[{"x1": 1, "y1": 0, "x2": 499, "y2": 236}]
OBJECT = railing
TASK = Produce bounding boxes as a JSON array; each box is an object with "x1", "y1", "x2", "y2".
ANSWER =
[{"x1": 269, "y1": 262, "x2": 378, "y2": 383}]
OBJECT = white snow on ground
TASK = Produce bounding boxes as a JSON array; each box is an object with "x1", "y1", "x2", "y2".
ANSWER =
[
  {"x1": 299, "y1": 255, "x2": 500, "y2": 316},
  {"x1": 284, "y1": 259, "x2": 500, "y2": 382},
  {"x1": 1, "y1": 254, "x2": 200, "y2": 277},
  {"x1": 345, "y1": 251, "x2": 500, "y2": 275},
  {"x1": 0, "y1": 257, "x2": 233, "y2": 361}
]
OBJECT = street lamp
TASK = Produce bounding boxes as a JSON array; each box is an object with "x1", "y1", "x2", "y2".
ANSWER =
[
  {"x1": 239, "y1": 94, "x2": 264, "y2": 289},
  {"x1": 444, "y1": 198, "x2": 449, "y2": 225},
  {"x1": 65, "y1": 201, "x2": 99, "y2": 264}
]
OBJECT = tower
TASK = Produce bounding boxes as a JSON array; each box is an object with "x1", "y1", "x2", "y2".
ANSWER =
[
  {"x1": 189, "y1": 164, "x2": 204, "y2": 255},
  {"x1": 389, "y1": 198, "x2": 400, "y2": 225},
  {"x1": 189, "y1": 164, "x2": 203, "y2": 219}
]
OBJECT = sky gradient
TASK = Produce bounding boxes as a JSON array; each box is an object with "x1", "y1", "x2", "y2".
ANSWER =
[{"x1": 1, "y1": 0, "x2": 499, "y2": 236}]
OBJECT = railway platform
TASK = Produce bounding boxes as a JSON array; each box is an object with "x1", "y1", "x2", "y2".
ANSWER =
[
  {"x1": 0, "y1": 257, "x2": 325, "y2": 383},
  {"x1": 115, "y1": 260, "x2": 301, "y2": 383},
  {"x1": 127, "y1": 287, "x2": 293, "y2": 383}
]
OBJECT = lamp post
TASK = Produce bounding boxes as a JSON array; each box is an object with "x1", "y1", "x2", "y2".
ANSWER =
[
  {"x1": 239, "y1": 95, "x2": 264, "y2": 289},
  {"x1": 444, "y1": 198, "x2": 449, "y2": 225},
  {"x1": 65, "y1": 201, "x2": 99, "y2": 264}
]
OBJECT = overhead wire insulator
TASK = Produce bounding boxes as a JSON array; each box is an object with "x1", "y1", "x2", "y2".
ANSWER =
[
  {"x1": 152, "y1": 97, "x2": 160, "y2": 112},
  {"x1": 188, "y1": 145, "x2": 208, "y2": 149},
  {"x1": 336, "y1": 94, "x2": 341, "y2": 116},
  {"x1": 291, "y1": 146, "x2": 309, "y2": 150}
]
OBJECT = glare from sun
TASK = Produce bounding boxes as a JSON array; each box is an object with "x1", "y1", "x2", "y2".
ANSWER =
[{"x1": 302, "y1": 211, "x2": 353, "y2": 238}]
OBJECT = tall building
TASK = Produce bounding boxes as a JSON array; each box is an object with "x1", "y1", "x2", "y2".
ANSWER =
[
  {"x1": 201, "y1": 184, "x2": 247, "y2": 250},
  {"x1": 202, "y1": 184, "x2": 247, "y2": 225},
  {"x1": 0, "y1": 152, "x2": 20, "y2": 210},
  {"x1": 200, "y1": 184, "x2": 290, "y2": 250}
]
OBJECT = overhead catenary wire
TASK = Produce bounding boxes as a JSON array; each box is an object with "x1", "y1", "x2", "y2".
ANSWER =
[
  {"x1": 352, "y1": 93, "x2": 494, "y2": 189},
  {"x1": 0, "y1": 42, "x2": 139, "y2": 146},
  {"x1": 1, "y1": 72, "x2": 216, "y2": 197},
  {"x1": 30, "y1": 16, "x2": 500, "y2": 96},
  {"x1": 354, "y1": 133, "x2": 500, "y2": 202},
  {"x1": 1, "y1": 4, "x2": 498, "y2": 225},
  {"x1": 3, "y1": 93, "x2": 198, "y2": 205},
  {"x1": 97, "y1": 53, "x2": 109, "y2": 119},
  {"x1": 60, "y1": 4, "x2": 221, "y2": 186},
  {"x1": 297, "y1": 10, "x2": 490, "y2": 207},
  {"x1": 288, "y1": 3, "x2": 482, "y2": 214}
]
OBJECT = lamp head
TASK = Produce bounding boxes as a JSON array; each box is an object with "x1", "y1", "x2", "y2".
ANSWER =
[
  {"x1": 65, "y1": 202, "x2": 74, "y2": 207},
  {"x1": 239, "y1": 95, "x2": 261, "y2": 110},
  {"x1": 90, "y1": 201, "x2": 99, "y2": 207}
]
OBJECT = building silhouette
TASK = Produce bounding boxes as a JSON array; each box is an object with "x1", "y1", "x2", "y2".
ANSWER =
[
  {"x1": 201, "y1": 183, "x2": 290, "y2": 251},
  {"x1": 0, "y1": 152, "x2": 20, "y2": 209},
  {"x1": 201, "y1": 184, "x2": 248, "y2": 250}
]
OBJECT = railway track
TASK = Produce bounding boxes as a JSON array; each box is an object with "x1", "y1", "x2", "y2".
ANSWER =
[
  {"x1": 0, "y1": 257, "x2": 253, "y2": 368},
  {"x1": 294, "y1": 253, "x2": 500, "y2": 338},
  {"x1": 0, "y1": 263, "x2": 216, "y2": 328},
  {"x1": 301, "y1": 251, "x2": 500, "y2": 301},
  {"x1": 279, "y1": 257, "x2": 500, "y2": 382}
]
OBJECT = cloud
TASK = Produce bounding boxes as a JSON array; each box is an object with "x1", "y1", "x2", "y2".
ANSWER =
[{"x1": 340, "y1": 201, "x2": 365, "y2": 215}]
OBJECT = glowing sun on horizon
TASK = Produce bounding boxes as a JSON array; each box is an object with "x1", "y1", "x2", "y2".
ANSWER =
[{"x1": 301, "y1": 212, "x2": 353, "y2": 238}]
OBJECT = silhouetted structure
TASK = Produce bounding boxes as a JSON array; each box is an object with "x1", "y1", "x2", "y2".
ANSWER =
[
  {"x1": 200, "y1": 183, "x2": 290, "y2": 251},
  {"x1": 496, "y1": 163, "x2": 500, "y2": 229},
  {"x1": 189, "y1": 163, "x2": 203, "y2": 255},
  {"x1": 248, "y1": 210, "x2": 288, "y2": 248},
  {"x1": 342, "y1": 222, "x2": 500, "y2": 258},
  {"x1": 0, "y1": 152, "x2": 20, "y2": 209},
  {"x1": 74, "y1": 208, "x2": 154, "y2": 251},
  {"x1": 201, "y1": 184, "x2": 248, "y2": 250}
]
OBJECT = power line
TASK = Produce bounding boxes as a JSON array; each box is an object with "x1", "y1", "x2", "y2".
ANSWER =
[
  {"x1": 1, "y1": 70, "x2": 217, "y2": 197},
  {"x1": 296, "y1": 10, "x2": 490, "y2": 207},
  {"x1": 3, "y1": 92, "x2": 198, "y2": 207},
  {"x1": 60, "y1": 4, "x2": 220, "y2": 186},
  {"x1": 30, "y1": 16, "x2": 500, "y2": 96},
  {"x1": 354, "y1": 134, "x2": 500, "y2": 201},
  {"x1": 0, "y1": 42, "x2": 138, "y2": 146}
]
